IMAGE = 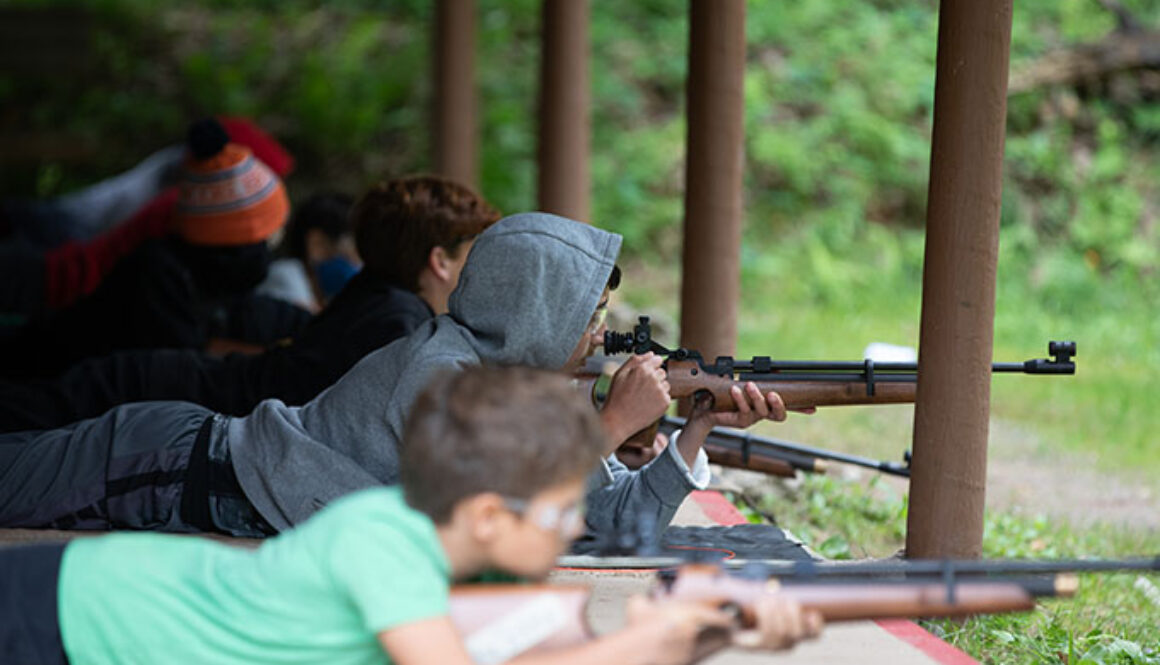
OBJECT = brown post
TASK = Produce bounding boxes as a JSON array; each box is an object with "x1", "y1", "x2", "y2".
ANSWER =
[
  {"x1": 433, "y1": 0, "x2": 478, "y2": 187},
  {"x1": 905, "y1": 0, "x2": 1014, "y2": 559},
  {"x1": 679, "y1": 0, "x2": 745, "y2": 361},
  {"x1": 538, "y1": 0, "x2": 590, "y2": 222}
]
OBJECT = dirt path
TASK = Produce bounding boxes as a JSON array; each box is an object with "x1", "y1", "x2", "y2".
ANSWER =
[
  {"x1": 984, "y1": 418, "x2": 1159, "y2": 530},
  {"x1": 724, "y1": 413, "x2": 1159, "y2": 533}
]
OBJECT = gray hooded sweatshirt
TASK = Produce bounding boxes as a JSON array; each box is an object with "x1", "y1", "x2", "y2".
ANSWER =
[{"x1": 226, "y1": 212, "x2": 707, "y2": 534}]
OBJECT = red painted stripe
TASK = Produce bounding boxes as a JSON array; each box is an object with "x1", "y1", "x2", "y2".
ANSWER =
[
  {"x1": 554, "y1": 567, "x2": 664, "y2": 573},
  {"x1": 666, "y1": 544, "x2": 737, "y2": 560},
  {"x1": 688, "y1": 490, "x2": 748, "y2": 526},
  {"x1": 875, "y1": 619, "x2": 978, "y2": 665}
]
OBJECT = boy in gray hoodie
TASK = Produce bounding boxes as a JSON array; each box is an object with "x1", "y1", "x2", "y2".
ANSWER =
[{"x1": 0, "y1": 213, "x2": 787, "y2": 540}]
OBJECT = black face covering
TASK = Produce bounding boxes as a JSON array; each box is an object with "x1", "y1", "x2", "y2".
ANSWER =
[{"x1": 173, "y1": 239, "x2": 273, "y2": 298}]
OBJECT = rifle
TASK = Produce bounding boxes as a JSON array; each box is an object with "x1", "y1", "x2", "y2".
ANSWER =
[
  {"x1": 450, "y1": 555, "x2": 1159, "y2": 664},
  {"x1": 657, "y1": 415, "x2": 912, "y2": 478},
  {"x1": 598, "y1": 316, "x2": 1076, "y2": 411},
  {"x1": 589, "y1": 316, "x2": 1073, "y2": 477}
]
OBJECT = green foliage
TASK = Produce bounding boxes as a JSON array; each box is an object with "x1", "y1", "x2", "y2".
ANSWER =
[{"x1": 754, "y1": 474, "x2": 908, "y2": 560}]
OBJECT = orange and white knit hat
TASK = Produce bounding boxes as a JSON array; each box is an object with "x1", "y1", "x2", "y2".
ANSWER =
[{"x1": 175, "y1": 119, "x2": 290, "y2": 247}]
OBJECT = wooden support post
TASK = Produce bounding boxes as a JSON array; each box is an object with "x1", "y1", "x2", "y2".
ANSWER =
[
  {"x1": 433, "y1": 0, "x2": 478, "y2": 187},
  {"x1": 905, "y1": 0, "x2": 1014, "y2": 559},
  {"x1": 538, "y1": 0, "x2": 590, "y2": 222},
  {"x1": 679, "y1": 0, "x2": 745, "y2": 361}
]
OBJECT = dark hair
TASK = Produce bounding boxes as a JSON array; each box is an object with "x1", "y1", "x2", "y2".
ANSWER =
[
  {"x1": 400, "y1": 365, "x2": 607, "y2": 524},
  {"x1": 283, "y1": 191, "x2": 356, "y2": 261},
  {"x1": 353, "y1": 175, "x2": 502, "y2": 291}
]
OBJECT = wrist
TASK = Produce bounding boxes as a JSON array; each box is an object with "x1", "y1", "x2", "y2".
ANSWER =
[
  {"x1": 622, "y1": 621, "x2": 673, "y2": 665},
  {"x1": 682, "y1": 413, "x2": 713, "y2": 439},
  {"x1": 600, "y1": 408, "x2": 629, "y2": 445}
]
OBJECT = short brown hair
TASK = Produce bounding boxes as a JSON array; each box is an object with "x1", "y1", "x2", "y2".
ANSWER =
[
  {"x1": 401, "y1": 365, "x2": 608, "y2": 524},
  {"x1": 352, "y1": 175, "x2": 501, "y2": 291}
]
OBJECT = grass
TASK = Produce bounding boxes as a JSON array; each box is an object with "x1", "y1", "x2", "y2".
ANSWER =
[{"x1": 735, "y1": 474, "x2": 1160, "y2": 664}]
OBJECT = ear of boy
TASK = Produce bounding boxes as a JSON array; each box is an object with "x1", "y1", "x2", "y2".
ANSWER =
[
  {"x1": 441, "y1": 481, "x2": 587, "y2": 582},
  {"x1": 429, "y1": 245, "x2": 454, "y2": 282},
  {"x1": 462, "y1": 493, "x2": 513, "y2": 543},
  {"x1": 417, "y1": 245, "x2": 457, "y2": 314}
]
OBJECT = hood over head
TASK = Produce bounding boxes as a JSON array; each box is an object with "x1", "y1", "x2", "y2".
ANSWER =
[{"x1": 448, "y1": 212, "x2": 622, "y2": 369}]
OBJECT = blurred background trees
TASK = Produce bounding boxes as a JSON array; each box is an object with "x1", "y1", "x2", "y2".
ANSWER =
[{"x1": 2, "y1": 0, "x2": 1158, "y2": 465}]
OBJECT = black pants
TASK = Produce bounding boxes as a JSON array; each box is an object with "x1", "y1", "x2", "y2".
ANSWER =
[{"x1": 0, "y1": 543, "x2": 69, "y2": 665}]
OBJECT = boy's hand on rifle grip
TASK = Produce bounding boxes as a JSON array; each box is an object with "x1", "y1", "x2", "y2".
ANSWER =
[
  {"x1": 601, "y1": 353, "x2": 671, "y2": 447},
  {"x1": 732, "y1": 596, "x2": 824, "y2": 651},
  {"x1": 625, "y1": 595, "x2": 734, "y2": 665},
  {"x1": 672, "y1": 384, "x2": 789, "y2": 470},
  {"x1": 693, "y1": 382, "x2": 788, "y2": 430}
]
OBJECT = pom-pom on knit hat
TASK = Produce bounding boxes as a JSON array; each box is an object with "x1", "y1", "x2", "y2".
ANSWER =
[{"x1": 174, "y1": 118, "x2": 290, "y2": 247}]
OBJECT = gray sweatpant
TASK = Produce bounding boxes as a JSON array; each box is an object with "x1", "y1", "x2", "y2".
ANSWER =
[{"x1": 0, "y1": 402, "x2": 210, "y2": 532}]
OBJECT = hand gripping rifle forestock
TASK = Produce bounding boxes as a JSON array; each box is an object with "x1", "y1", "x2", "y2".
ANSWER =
[
  {"x1": 597, "y1": 316, "x2": 1076, "y2": 412},
  {"x1": 449, "y1": 562, "x2": 1091, "y2": 664},
  {"x1": 577, "y1": 361, "x2": 799, "y2": 478}
]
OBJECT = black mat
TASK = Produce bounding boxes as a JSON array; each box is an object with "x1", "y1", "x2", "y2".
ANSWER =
[{"x1": 570, "y1": 523, "x2": 817, "y2": 562}]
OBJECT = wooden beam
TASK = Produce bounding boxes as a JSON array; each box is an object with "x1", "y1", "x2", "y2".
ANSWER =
[
  {"x1": 538, "y1": 0, "x2": 590, "y2": 222},
  {"x1": 905, "y1": 0, "x2": 1014, "y2": 559},
  {"x1": 679, "y1": 0, "x2": 746, "y2": 362},
  {"x1": 433, "y1": 0, "x2": 478, "y2": 187}
]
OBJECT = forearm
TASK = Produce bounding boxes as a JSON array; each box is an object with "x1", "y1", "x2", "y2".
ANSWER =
[
  {"x1": 580, "y1": 450, "x2": 706, "y2": 546},
  {"x1": 674, "y1": 418, "x2": 712, "y2": 469},
  {"x1": 599, "y1": 408, "x2": 633, "y2": 453}
]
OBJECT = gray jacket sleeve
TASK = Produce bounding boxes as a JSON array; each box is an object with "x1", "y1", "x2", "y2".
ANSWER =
[{"x1": 581, "y1": 431, "x2": 710, "y2": 543}]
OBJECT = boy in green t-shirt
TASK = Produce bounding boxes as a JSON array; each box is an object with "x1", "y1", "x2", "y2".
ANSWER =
[{"x1": 0, "y1": 366, "x2": 821, "y2": 665}]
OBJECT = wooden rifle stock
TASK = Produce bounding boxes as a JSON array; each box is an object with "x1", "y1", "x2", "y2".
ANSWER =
[
  {"x1": 578, "y1": 364, "x2": 918, "y2": 414},
  {"x1": 701, "y1": 442, "x2": 799, "y2": 477},
  {"x1": 661, "y1": 565, "x2": 1059, "y2": 623},
  {"x1": 449, "y1": 565, "x2": 1076, "y2": 663},
  {"x1": 664, "y1": 359, "x2": 917, "y2": 411}
]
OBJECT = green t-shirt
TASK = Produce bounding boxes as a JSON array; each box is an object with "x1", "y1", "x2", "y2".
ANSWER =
[{"x1": 58, "y1": 487, "x2": 449, "y2": 665}]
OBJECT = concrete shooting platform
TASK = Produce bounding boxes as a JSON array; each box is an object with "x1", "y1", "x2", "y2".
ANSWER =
[{"x1": 550, "y1": 490, "x2": 978, "y2": 665}]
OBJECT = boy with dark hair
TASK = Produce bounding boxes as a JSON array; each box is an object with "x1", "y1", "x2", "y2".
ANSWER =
[
  {"x1": 0, "y1": 212, "x2": 787, "y2": 543},
  {"x1": 0, "y1": 366, "x2": 819, "y2": 664},
  {"x1": 0, "y1": 176, "x2": 500, "y2": 433}
]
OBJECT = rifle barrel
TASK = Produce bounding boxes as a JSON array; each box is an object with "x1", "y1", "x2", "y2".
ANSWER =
[
  {"x1": 604, "y1": 316, "x2": 1077, "y2": 379},
  {"x1": 660, "y1": 416, "x2": 910, "y2": 478},
  {"x1": 720, "y1": 556, "x2": 1160, "y2": 578}
]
